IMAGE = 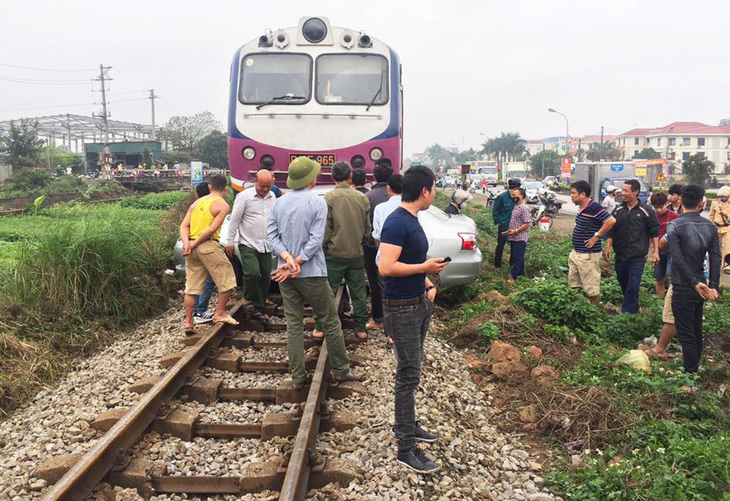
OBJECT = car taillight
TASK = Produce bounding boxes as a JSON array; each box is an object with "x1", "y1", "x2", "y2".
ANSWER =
[{"x1": 458, "y1": 232, "x2": 477, "y2": 251}]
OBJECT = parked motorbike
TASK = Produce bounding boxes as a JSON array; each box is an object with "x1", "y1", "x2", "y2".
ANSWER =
[
  {"x1": 485, "y1": 189, "x2": 498, "y2": 207},
  {"x1": 542, "y1": 192, "x2": 562, "y2": 218}
]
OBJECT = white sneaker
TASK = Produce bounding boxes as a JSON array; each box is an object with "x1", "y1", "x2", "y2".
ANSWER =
[{"x1": 193, "y1": 311, "x2": 215, "y2": 324}]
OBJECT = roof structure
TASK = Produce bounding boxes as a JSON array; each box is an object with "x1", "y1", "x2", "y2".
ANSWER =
[
  {"x1": 619, "y1": 122, "x2": 730, "y2": 137},
  {"x1": 0, "y1": 114, "x2": 154, "y2": 143},
  {"x1": 617, "y1": 128, "x2": 653, "y2": 137},
  {"x1": 580, "y1": 135, "x2": 617, "y2": 143}
]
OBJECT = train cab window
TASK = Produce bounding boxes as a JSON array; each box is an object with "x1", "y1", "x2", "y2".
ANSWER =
[
  {"x1": 240, "y1": 53, "x2": 312, "y2": 104},
  {"x1": 315, "y1": 54, "x2": 388, "y2": 106}
]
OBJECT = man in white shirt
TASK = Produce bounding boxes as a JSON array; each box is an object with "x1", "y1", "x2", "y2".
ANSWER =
[
  {"x1": 372, "y1": 174, "x2": 404, "y2": 262},
  {"x1": 226, "y1": 170, "x2": 277, "y2": 314},
  {"x1": 602, "y1": 185, "x2": 618, "y2": 213}
]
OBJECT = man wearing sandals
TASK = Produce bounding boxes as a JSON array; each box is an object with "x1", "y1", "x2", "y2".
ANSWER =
[
  {"x1": 267, "y1": 157, "x2": 361, "y2": 389},
  {"x1": 379, "y1": 166, "x2": 449, "y2": 474},
  {"x1": 312, "y1": 161, "x2": 372, "y2": 342},
  {"x1": 180, "y1": 175, "x2": 239, "y2": 334},
  {"x1": 225, "y1": 170, "x2": 277, "y2": 317}
]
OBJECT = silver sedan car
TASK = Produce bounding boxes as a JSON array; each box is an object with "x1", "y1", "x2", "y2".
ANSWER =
[{"x1": 174, "y1": 188, "x2": 482, "y2": 289}]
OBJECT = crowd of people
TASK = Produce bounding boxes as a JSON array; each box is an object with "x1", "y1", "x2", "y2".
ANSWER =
[
  {"x1": 492, "y1": 177, "x2": 722, "y2": 376},
  {"x1": 179, "y1": 158, "x2": 448, "y2": 474}
]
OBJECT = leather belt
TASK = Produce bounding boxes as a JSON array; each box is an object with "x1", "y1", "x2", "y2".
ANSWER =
[{"x1": 383, "y1": 295, "x2": 423, "y2": 307}]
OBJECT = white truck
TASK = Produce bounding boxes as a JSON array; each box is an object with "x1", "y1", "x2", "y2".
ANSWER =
[
  {"x1": 473, "y1": 160, "x2": 499, "y2": 186},
  {"x1": 502, "y1": 161, "x2": 529, "y2": 184}
]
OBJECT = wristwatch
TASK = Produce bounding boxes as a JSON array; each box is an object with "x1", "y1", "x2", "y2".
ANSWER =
[{"x1": 594, "y1": 232, "x2": 601, "y2": 238}]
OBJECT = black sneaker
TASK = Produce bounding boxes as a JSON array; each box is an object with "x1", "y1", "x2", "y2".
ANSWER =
[
  {"x1": 390, "y1": 421, "x2": 439, "y2": 443},
  {"x1": 396, "y1": 449, "x2": 440, "y2": 474}
]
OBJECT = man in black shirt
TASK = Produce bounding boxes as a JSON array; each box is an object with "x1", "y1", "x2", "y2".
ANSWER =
[
  {"x1": 364, "y1": 159, "x2": 394, "y2": 330},
  {"x1": 604, "y1": 180, "x2": 660, "y2": 313},
  {"x1": 380, "y1": 166, "x2": 448, "y2": 474},
  {"x1": 667, "y1": 184, "x2": 720, "y2": 373}
]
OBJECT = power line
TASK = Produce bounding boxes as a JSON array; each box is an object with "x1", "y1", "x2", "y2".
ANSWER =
[
  {"x1": 0, "y1": 76, "x2": 92, "y2": 85},
  {"x1": 0, "y1": 62, "x2": 96, "y2": 72},
  {"x1": 0, "y1": 101, "x2": 95, "y2": 112}
]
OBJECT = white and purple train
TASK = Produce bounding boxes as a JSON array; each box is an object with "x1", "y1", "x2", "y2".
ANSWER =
[{"x1": 227, "y1": 17, "x2": 402, "y2": 191}]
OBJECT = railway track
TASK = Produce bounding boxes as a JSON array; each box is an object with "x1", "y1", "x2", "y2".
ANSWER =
[{"x1": 40, "y1": 286, "x2": 364, "y2": 500}]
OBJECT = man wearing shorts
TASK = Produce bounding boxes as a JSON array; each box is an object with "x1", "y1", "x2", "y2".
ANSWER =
[
  {"x1": 568, "y1": 181, "x2": 616, "y2": 303},
  {"x1": 180, "y1": 175, "x2": 239, "y2": 335}
]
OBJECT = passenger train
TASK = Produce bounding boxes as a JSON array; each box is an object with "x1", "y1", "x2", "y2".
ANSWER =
[{"x1": 227, "y1": 17, "x2": 402, "y2": 190}]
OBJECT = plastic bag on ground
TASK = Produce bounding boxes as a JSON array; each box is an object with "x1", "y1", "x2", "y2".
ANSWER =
[{"x1": 616, "y1": 349, "x2": 652, "y2": 374}]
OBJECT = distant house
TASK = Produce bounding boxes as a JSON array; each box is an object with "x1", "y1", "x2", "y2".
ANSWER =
[{"x1": 617, "y1": 122, "x2": 730, "y2": 173}]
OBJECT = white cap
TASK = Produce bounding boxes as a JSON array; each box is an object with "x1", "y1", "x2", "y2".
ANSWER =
[{"x1": 606, "y1": 185, "x2": 618, "y2": 193}]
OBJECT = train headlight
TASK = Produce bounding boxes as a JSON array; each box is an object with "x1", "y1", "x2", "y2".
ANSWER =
[
  {"x1": 260, "y1": 155, "x2": 275, "y2": 169},
  {"x1": 302, "y1": 18, "x2": 327, "y2": 43},
  {"x1": 351, "y1": 155, "x2": 365, "y2": 168},
  {"x1": 358, "y1": 32, "x2": 372, "y2": 48},
  {"x1": 369, "y1": 148, "x2": 383, "y2": 161},
  {"x1": 242, "y1": 147, "x2": 256, "y2": 160}
]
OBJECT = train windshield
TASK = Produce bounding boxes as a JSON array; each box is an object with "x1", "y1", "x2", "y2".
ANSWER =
[
  {"x1": 315, "y1": 54, "x2": 388, "y2": 105},
  {"x1": 240, "y1": 53, "x2": 312, "y2": 104}
]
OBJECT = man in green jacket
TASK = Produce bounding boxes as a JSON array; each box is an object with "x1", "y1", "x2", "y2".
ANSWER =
[
  {"x1": 492, "y1": 178, "x2": 522, "y2": 268},
  {"x1": 313, "y1": 161, "x2": 372, "y2": 341}
]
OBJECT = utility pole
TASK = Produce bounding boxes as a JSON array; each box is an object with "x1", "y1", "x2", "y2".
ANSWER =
[
  {"x1": 600, "y1": 126, "x2": 604, "y2": 144},
  {"x1": 541, "y1": 143, "x2": 545, "y2": 179},
  {"x1": 93, "y1": 64, "x2": 112, "y2": 175},
  {"x1": 148, "y1": 89, "x2": 158, "y2": 141}
]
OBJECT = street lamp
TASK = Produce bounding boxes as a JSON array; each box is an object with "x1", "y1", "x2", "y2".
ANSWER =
[{"x1": 548, "y1": 108, "x2": 570, "y2": 155}]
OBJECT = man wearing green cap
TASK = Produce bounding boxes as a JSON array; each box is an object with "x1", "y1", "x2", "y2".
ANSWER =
[{"x1": 267, "y1": 156, "x2": 361, "y2": 389}]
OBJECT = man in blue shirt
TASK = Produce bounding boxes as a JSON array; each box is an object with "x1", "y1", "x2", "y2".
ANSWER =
[
  {"x1": 568, "y1": 180, "x2": 616, "y2": 303},
  {"x1": 492, "y1": 178, "x2": 521, "y2": 268},
  {"x1": 267, "y1": 157, "x2": 360, "y2": 389},
  {"x1": 379, "y1": 166, "x2": 448, "y2": 474}
]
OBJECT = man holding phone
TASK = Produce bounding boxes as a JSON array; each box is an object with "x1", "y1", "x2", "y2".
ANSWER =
[{"x1": 379, "y1": 166, "x2": 448, "y2": 474}]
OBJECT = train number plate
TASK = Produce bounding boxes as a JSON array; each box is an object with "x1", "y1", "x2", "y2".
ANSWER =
[{"x1": 289, "y1": 153, "x2": 336, "y2": 166}]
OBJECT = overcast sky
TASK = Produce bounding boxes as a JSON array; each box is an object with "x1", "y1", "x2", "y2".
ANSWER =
[{"x1": 1, "y1": 0, "x2": 728, "y2": 156}]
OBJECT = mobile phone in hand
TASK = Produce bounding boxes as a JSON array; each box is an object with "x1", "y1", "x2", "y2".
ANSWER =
[{"x1": 440, "y1": 256, "x2": 452, "y2": 263}]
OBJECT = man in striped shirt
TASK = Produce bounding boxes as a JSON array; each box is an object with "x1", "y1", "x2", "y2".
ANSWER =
[{"x1": 568, "y1": 181, "x2": 616, "y2": 303}]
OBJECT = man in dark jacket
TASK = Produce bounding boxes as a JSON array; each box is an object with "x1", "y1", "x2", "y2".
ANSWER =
[
  {"x1": 667, "y1": 184, "x2": 720, "y2": 373},
  {"x1": 492, "y1": 178, "x2": 521, "y2": 268},
  {"x1": 364, "y1": 159, "x2": 393, "y2": 329},
  {"x1": 604, "y1": 179, "x2": 660, "y2": 313}
]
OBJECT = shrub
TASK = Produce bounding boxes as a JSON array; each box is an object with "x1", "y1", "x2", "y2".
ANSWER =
[
  {"x1": 477, "y1": 321, "x2": 500, "y2": 347},
  {"x1": 600, "y1": 312, "x2": 661, "y2": 347},
  {"x1": 513, "y1": 279, "x2": 604, "y2": 334},
  {"x1": 121, "y1": 191, "x2": 189, "y2": 210}
]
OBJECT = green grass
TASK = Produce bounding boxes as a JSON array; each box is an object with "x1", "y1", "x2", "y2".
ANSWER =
[
  {"x1": 0, "y1": 198, "x2": 184, "y2": 415},
  {"x1": 440, "y1": 199, "x2": 730, "y2": 500}
]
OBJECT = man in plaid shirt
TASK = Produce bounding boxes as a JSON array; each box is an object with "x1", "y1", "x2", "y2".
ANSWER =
[{"x1": 506, "y1": 188, "x2": 532, "y2": 284}]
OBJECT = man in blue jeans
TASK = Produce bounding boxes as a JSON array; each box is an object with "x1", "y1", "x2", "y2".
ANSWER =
[
  {"x1": 379, "y1": 165, "x2": 448, "y2": 474},
  {"x1": 604, "y1": 180, "x2": 660, "y2": 313}
]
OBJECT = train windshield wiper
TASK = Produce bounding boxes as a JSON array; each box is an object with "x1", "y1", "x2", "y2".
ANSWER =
[
  {"x1": 256, "y1": 93, "x2": 306, "y2": 110},
  {"x1": 365, "y1": 85, "x2": 382, "y2": 112}
]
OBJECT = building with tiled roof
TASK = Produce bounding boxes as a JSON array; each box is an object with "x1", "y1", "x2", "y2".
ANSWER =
[{"x1": 617, "y1": 122, "x2": 730, "y2": 173}]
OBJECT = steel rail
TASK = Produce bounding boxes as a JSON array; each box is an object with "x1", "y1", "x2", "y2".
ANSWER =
[
  {"x1": 279, "y1": 286, "x2": 343, "y2": 501},
  {"x1": 42, "y1": 301, "x2": 244, "y2": 501}
]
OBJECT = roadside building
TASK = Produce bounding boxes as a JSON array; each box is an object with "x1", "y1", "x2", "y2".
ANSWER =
[{"x1": 617, "y1": 122, "x2": 730, "y2": 174}]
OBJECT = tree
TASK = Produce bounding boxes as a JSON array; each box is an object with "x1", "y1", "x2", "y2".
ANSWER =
[
  {"x1": 529, "y1": 150, "x2": 561, "y2": 178},
  {"x1": 197, "y1": 131, "x2": 228, "y2": 168},
  {"x1": 585, "y1": 141, "x2": 622, "y2": 161},
  {"x1": 481, "y1": 132, "x2": 527, "y2": 166},
  {"x1": 42, "y1": 144, "x2": 84, "y2": 174},
  {"x1": 160, "y1": 111, "x2": 223, "y2": 155},
  {"x1": 0, "y1": 119, "x2": 44, "y2": 169},
  {"x1": 683, "y1": 154, "x2": 714, "y2": 187},
  {"x1": 425, "y1": 143, "x2": 455, "y2": 168},
  {"x1": 632, "y1": 147, "x2": 661, "y2": 160}
]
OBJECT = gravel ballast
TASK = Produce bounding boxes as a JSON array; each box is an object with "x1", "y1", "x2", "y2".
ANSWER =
[{"x1": 0, "y1": 303, "x2": 559, "y2": 500}]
